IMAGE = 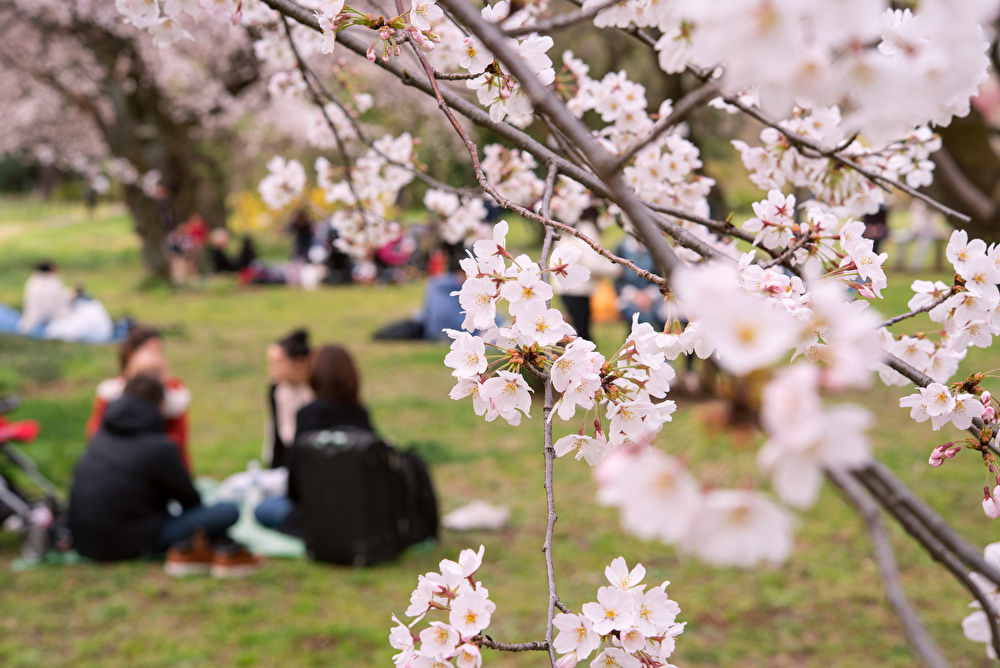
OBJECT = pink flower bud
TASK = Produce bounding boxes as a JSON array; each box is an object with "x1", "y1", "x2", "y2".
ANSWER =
[
  {"x1": 857, "y1": 284, "x2": 876, "y2": 299},
  {"x1": 367, "y1": 44, "x2": 377, "y2": 62},
  {"x1": 984, "y1": 486, "x2": 1000, "y2": 519},
  {"x1": 983, "y1": 391, "x2": 992, "y2": 404},
  {"x1": 929, "y1": 446, "x2": 945, "y2": 467},
  {"x1": 945, "y1": 445, "x2": 962, "y2": 459},
  {"x1": 984, "y1": 406, "x2": 996, "y2": 422},
  {"x1": 555, "y1": 652, "x2": 579, "y2": 668}
]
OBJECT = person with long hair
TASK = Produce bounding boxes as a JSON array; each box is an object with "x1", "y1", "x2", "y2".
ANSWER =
[
  {"x1": 263, "y1": 328, "x2": 314, "y2": 469},
  {"x1": 254, "y1": 345, "x2": 375, "y2": 533}
]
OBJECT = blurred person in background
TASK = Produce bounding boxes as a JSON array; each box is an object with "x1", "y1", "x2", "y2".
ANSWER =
[
  {"x1": 254, "y1": 345, "x2": 375, "y2": 534},
  {"x1": 86, "y1": 325, "x2": 192, "y2": 471},
  {"x1": 70, "y1": 374, "x2": 261, "y2": 576},
  {"x1": 17, "y1": 260, "x2": 72, "y2": 336},
  {"x1": 264, "y1": 328, "x2": 314, "y2": 469}
]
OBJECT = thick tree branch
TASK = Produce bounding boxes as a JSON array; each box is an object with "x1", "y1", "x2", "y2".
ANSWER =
[
  {"x1": 435, "y1": 0, "x2": 682, "y2": 277},
  {"x1": 854, "y1": 464, "x2": 1000, "y2": 659},
  {"x1": 827, "y1": 468, "x2": 950, "y2": 668}
]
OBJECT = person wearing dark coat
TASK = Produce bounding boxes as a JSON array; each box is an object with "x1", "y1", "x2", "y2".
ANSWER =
[
  {"x1": 254, "y1": 345, "x2": 374, "y2": 534},
  {"x1": 68, "y1": 375, "x2": 239, "y2": 561}
]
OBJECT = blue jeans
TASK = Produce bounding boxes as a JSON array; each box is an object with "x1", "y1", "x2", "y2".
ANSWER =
[
  {"x1": 254, "y1": 496, "x2": 293, "y2": 529},
  {"x1": 155, "y1": 502, "x2": 239, "y2": 552}
]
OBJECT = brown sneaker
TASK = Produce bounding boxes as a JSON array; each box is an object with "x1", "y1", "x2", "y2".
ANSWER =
[
  {"x1": 165, "y1": 532, "x2": 214, "y2": 577},
  {"x1": 210, "y1": 543, "x2": 264, "y2": 579}
]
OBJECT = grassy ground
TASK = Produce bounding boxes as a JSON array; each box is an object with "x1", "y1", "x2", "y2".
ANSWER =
[{"x1": 0, "y1": 199, "x2": 998, "y2": 667}]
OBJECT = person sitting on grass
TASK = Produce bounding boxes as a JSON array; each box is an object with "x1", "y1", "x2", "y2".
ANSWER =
[
  {"x1": 86, "y1": 325, "x2": 193, "y2": 472},
  {"x1": 264, "y1": 328, "x2": 315, "y2": 470},
  {"x1": 254, "y1": 345, "x2": 376, "y2": 535},
  {"x1": 68, "y1": 374, "x2": 262, "y2": 577}
]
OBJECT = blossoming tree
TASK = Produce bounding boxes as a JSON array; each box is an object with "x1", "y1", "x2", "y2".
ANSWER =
[
  {"x1": 0, "y1": 0, "x2": 269, "y2": 279},
  {"x1": 118, "y1": 0, "x2": 1000, "y2": 664}
]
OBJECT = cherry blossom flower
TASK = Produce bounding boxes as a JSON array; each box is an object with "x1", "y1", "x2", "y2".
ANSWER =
[
  {"x1": 500, "y1": 267, "x2": 553, "y2": 317},
  {"x1": 552, "y1": 613, "x2": 601, "y2": 659},
  {"x1": 553, "y1": 432, "x2": 609, "y2": 465},
  {"x1": 512, "y1": 300, "x2": 575, "y2": 347},
  {"x1": 441, "y1": 545, "x2": 486, "y2": 579},
  {"x1": 449, "y1": 588, "x2": 492, "y2": 637},
  {"x1": 605, "y1": 557, "x2": 646, "y2": 591},
  {"x1": 444, "y1": 330, "x2": 487, "y2": 379},
  {"x1": 418, "y1": 621, "x2": 460, "y2": 659},
  {"x1": 453, "y1": 643, "x2": 482, "y2": 668},
  {"x1": 409, "y1": 0, "x2": 442, "y2": 32},
  {"x1": 480, "y1": 370, "x2": 532, "y2": 425},
  {"x1": 457, "y1": 277, "x2": 499, "y2": 331},
  {"x1": 947, "y1": 229, "x2": 988, "y2": 272},
  {"x1": 582, "y1": 586, "x2": 637, "y2": 635},
  {"x1": 681, "y1": 490, "x2": 794, "y2": 568},
  {"x1": 589, "y1": 647, "x2": 641, "y2": 668}
]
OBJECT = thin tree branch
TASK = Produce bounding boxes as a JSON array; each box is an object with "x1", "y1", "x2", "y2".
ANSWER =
[
  {"x1": 282, "y1": 17, "x2": 361, "y2": 204},
  {"x1": 759, "y1": 235, "x2": 812, "y2": 269},
  {"x1": 540, "y1": 221, "x2": 560, "y2": 668},
  {"x1": 478, "y1": 636, "x2": 550, "y2": 652},
  {"x1": 879, "y1": 292, "x2": 953, "y2": 329},
  {"x1": 827, "y1": 468, "x2": 950, "y2": 668},
  {"x1": 642, "y1": 201, "x2": 755, "y2": 245},
  {"x1": 703, "y1": 84, "x2": 972, "y2": 224},
  {"x1": 435, "y1": 0, "x2": 682, "y2": 277},
  {"x1": 434, "y1": 70, "x2": 481, "y2": 80}
]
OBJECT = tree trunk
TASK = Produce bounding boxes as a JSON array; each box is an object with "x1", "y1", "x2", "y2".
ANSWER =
[
  {"x1": 73, "y1": 21, "x2": 233, "y2": 282},
  {"x1": 122, "y1": 183, "x2": 171, "y2": 282}
]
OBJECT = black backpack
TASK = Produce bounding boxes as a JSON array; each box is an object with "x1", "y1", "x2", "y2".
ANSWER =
[{"x1": 293, "y1": 427, "x2": 438, "y2": 566}]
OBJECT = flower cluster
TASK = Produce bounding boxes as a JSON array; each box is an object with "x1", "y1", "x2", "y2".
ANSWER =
[
  {"x1": 577, "y1": 0, "x2": 997, "y2": 142},
  {"x1": 258, "y1": 156, "x2": 307, "y2": 211},
  {"x1": 463, "y1": 2, "x2": 556, "y2": 125},
  {"x1": 445, "y1": 221, "x2": 677, "y2": 456},
  {"x1": 553, "y1": 558, "x2": 684, "y2": 667},
  {"x1": 597, "y1": 447, "x2": 795, "y2": 569},
  {"x1": 899, "y1": 382, "x2": 989, "y2": 432},
  {"x1": 390, "y1": 545, "x2": 493, "y2": 668},
  {"x1": 424, "y1": 190, "x2": 491, "y2": 245},
  {"x1": 557, "y1": 52, "x2": 730, "y2": 261},
  {"x1": 732, "y1": 107, "x2": 942, "y2": 219}
]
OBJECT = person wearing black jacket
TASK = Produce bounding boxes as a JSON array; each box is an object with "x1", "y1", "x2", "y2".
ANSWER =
[
  {"x1": 254, "y1": 345, "x2": 374, "y2": 534},
  {"x1": 68, "y1": 375, "x2": 239, "y2": 561}
]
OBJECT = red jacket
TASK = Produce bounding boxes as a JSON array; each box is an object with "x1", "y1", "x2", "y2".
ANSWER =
[{"x1": 85, "y1": 376, "x2": 192, "y2": 473}]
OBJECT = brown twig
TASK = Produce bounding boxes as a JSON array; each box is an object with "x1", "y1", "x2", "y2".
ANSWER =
[
  {"x1": 478, "y1": 636, "x2": 549, "y2": 652},
  {"x1": 879, "y1": 291, "x2": 953, "y2": 329}
]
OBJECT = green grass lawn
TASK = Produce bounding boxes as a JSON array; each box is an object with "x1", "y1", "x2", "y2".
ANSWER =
[{"x1": 0, "y1": 198, "x2": 998, "y2": 667}]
